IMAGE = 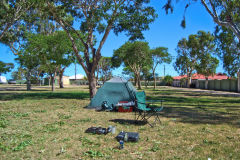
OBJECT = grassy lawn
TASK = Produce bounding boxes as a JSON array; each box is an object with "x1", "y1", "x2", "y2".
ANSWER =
[{"x1": 0, "y1": 85, "x2": 240, "y2": 159}]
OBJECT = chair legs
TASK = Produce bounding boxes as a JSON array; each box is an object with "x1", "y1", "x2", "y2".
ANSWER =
[
  {"x1": 135, "y1": 110, "x2": 161, "y2": 127},
  {"x1": 151, "y1": 112, "x2": 161, "y2": 127}
]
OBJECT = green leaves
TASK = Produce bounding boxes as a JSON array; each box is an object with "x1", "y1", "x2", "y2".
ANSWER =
[
  {"x1": 151, "y1": 47, "x2": 172, "y2": 65},
  {"x1": 113, "y1": 41, "x2": 152, "y2": 89},
  {"x1": 215, "y1": 26, "x2": 240, "y2": 77},
  {"x1": 175, "y1": 30, "x2": 218, "y2": 78},
  {"x1": 0, "y1": 61, "x2": 14, "y2": 75},
  {"x1": 113, "y1": 41, "x2": 151, "y2": 70}
]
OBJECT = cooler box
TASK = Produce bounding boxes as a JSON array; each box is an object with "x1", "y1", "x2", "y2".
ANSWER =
[
  {"x1": 118, "y1": 106, "x2": 133, "y2": 112},
  {"x1": 117, "y1": 101, "x2": 133, "y2": 112}
]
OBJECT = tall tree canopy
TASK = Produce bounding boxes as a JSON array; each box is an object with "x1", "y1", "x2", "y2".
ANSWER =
[
  {"x1": 0, "y1": 0, "x2": 39, "y2": 53},
  {"x1": 0, "y1": 61, "x2": 14, "y2": 76},
  {"x1": 112, "y1": 41, "x2": 152, "y2": 89},
  {"x1": 17, "y1": 31, "x2": 78, "y2": 91},
  {"x1": 174, "y1": 31, "x2": 218, "y2": 88},
  {"x1": 46, "y1": 0, "x2": 157, "y2": 98},
  {"x1": 150, "y1": 47, "x2": 171, "y2": 89},
  {"x1": 163, "y1": 0, "x2": 240, "y2": 41},
  {"x1": 215, "y1": 26, "x2": 240, "y2": 92},
  {"x1": 215, "y1": 26, "x2": 240, "y2": 77},
  {"x1": 97, "y1": 57, "x2": 113, "y2": 83}
]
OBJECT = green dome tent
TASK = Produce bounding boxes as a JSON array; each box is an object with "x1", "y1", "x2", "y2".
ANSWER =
[{"x1": 88, "y1": 77, "x2": 136, "y2": 109}]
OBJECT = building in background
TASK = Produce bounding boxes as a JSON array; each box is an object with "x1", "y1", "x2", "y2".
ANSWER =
[
  {"x1": 173, "y1": 73, "x2": 229, "y2": 87},
  {"x1": 69, "y1": 74, "x2": 85, "y2": 80}
]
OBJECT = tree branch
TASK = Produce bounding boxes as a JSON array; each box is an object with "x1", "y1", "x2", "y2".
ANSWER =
[{"x1": 201, "y1": 0, "x2": 240, "y2": 40}]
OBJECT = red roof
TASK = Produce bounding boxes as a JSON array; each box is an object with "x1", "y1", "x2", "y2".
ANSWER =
[{"x1": 173, "y1": 73, "x2": 228, "y2": 80}]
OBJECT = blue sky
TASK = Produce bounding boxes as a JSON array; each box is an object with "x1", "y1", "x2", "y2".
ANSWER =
[{"x1": 1, "y1": 1, "x2": 222, "y2": 79}]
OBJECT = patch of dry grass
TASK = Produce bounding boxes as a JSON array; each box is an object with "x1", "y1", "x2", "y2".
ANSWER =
[{"x1": 0, "y1": 85, "x2": 240, "y2": 159}]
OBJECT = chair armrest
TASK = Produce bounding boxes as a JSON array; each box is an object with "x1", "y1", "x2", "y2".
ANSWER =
[
  {"x1": 146, "y1": 100, "x2": 164, "y2": 107},
  {"x1": 149, "y1": 106, "x2": 164, "y2": 112}
]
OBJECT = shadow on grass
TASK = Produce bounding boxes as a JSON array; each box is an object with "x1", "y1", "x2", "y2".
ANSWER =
[
  {"x1": 0, "y1": 92, "x2": 89, "y2": 101},
  {"x1": 152, "y1": 89, "x2": 240, "y2": 97},
  {"x1": 145, "y1": 92, "x2": 240, "y2": 126},
  {"x1": 109, "y1": 119, "x2": 147, "y2": 126},
  {"x1": 161, "y1": 106, "x2": 240, "y2": 127},
  {"x1": 149, "y1": 95, "x2": 240, "y2": 105}
]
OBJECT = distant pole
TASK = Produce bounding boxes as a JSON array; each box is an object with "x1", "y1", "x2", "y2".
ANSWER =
[
  {"x1": 163, "y1": 65, "x2": 165, "y2": 79},
  {"x1": 75, "y1": 59, "x2": 77, "y2": 80}
]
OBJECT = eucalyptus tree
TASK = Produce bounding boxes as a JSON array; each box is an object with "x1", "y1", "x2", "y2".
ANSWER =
[
  {"x1": 112, "y1": 41, "x2": 152, "y2": 89},
  {"x1": 25, "y1": 31, "x2": 78, "y2": 91},
  {"x1": 97, "y1": 57, "x2": 113, "y2": 83},
  {"x1": 141, "y1": 66, "x2": 153, "y2": 88},
  {"x1": 163, "y1": 75, "x2": 173, "y2": 86},
  {"x1": 0, "y1": 0, "x2": 40, "y2": 55},
  {"x1": 215, "y1": 26, "x2": 240, "y2": 92},
  {"x1": 174, "y1": 37, "x2": 198, "y2": 88},
  {"x1": 46, "y1": 0, "x2": 157, "y2": 98},
  {"x1": 196, "y1": 54, "x2": 219, "y2": 89},
  {"x1": 16, "y1": 48, "x2": 40, "y2": 90},
  {"x1": 0, "y1": 61, "x2": 14, "y2": 76},
  {"x1": 163, "y1": 0, "x2": 240, "y2": 40},
  {"x1": 174, "y1": 31, "x2": 218, "y2": 88},
  {"x1": 150, "y1": 47, "x2": 171, "y2": 89},
  {"x1": 0, "y1": 0, "x2": 35, "y2": 40},
  {"x1": 195, "y1": 31, "x2": 219, "y2": 89}
]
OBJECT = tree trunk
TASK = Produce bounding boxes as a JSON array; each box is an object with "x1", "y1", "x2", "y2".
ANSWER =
[
  {"x1": 48, "y1": 77, "x2": 50, "y2": 87},
  {"x1": 238, "y1": 72, "x2": 240, "y2": 93},
  {"x1": 153, "y1": 71, "x2": 156, "y2": 90},
  {"x1": 59, "y1": 70, "x2": 64, "y2": 88},
  {"x1": 26, "y1": 70, "x2": 31, "y2": 91},
  {"x1": 134, "y1": 76, "x2": 137, "y2": 86},
  {"x1": 205, "y1": 77, "x2": 209, "y2": 90},
  {"x1": 88, "y1": 74, "x2": 97, "y2": 99},
  {"x1": 51, "y1": 72, "x2": 56, "y2": 92},
  {"x1": 187, "y1": 76, "x2": 192, "y2": 88},
  {"x1": 136, "y1": 73, "x2": 141, "y2": 90},
  {"x1": 96, "y1": 67, "x2": 99, "y2": 85}
]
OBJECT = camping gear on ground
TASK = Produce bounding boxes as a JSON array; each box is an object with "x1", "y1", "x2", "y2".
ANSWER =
[
  {"x1": 87, "y1": 77, "x2": 136, "y2": 110},
  {"x1": 85, "y1": 127, "x2": 111, "y2": 135},
  {"x1": 119, "y1": 140, "x2": 124, "y2": 149},
  {"x1": 134, "y1": 91, "x2": 164, "y2": 127},
  {"x1": 115, "y1": 101, "x2": 134, "y2": 112},
  {"x1": 109, "y1": 125, "x2": 116, "y2": 134},
  {"x1": 116, "y1": 131, "x2": 139, "y2": 142},
  {"x1": 101, "y1": 101, "x2": 113, "y2": 111}
]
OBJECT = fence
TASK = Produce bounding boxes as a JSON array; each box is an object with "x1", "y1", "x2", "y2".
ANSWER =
[{"x1": 196, "y1": 79, "x2": 238, "y2": 92}]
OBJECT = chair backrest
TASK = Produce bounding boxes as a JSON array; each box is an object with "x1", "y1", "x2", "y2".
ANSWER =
[{"x1": 135, "y1": 91, "x2": 148, "y2": 111}]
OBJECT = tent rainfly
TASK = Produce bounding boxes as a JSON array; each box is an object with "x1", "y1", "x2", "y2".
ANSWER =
[{"x1": 87, "y1": 77, "x2": 136, "y2": 109}]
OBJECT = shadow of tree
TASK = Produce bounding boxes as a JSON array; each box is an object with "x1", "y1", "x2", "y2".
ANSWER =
[
  {"x1": 0, "y1": 92, "x2": 89, "y2": 101},
  {"x1": 161, "y1": 106, "x2": 240, "y2": 127},
  {"x1": 109, "y1": 119, "x2": 147, "y2": 126},
  {"x1": 150, "y1": 95, "x2": 240, "y2": 104},
  {"x1": 152, "y1": 89, "x2": 240, "y2": 97},
  {"x1": 144, "y1": 89, "x2": 240, "y2": 127}
]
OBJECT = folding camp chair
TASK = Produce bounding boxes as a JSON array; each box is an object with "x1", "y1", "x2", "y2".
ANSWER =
[{"x1": 134, "y1": 91, "x2": 164, "y2": 127}]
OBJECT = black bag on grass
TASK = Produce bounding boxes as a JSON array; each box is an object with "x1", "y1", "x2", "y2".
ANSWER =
[
  {"x1": 116, "y1": 131, "x2": 139, "y2": 142},
  {"x1": 85, "y1": 127, "x2": 111, "y2": 135}
]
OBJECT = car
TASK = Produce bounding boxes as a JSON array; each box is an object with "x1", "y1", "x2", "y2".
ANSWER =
[{"x1": 8, "y1": 80, "x2": 17, "y2": 84}]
